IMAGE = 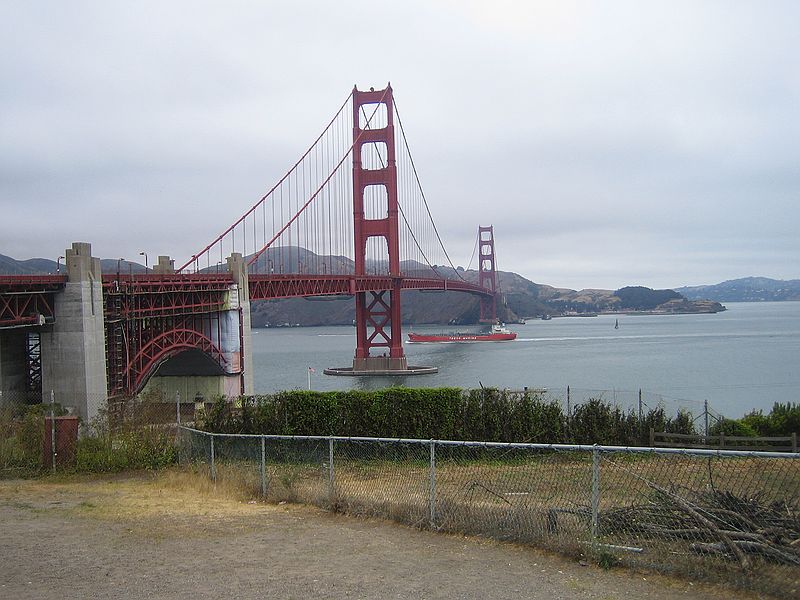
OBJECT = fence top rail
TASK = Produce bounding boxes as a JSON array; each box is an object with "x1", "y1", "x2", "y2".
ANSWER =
[{"x1": 178, "y1": 426, "x2": 800, "y2": 459}]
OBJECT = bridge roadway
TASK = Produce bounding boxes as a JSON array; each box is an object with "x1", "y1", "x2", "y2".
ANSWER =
[{"x1": 0, "y1": 272, "x2": 491, "y2": 328}]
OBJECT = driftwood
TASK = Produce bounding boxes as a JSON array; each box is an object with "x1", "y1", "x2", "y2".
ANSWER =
[
  {"x1": 690, "y1": 541, "x2": 800, "y2": 566},
  {"x1": 598, "y1": 486, "x2": 800, "y2": 568},
  {"x1": 648, "y1": 482, "x2": 750, "y2": 569}
]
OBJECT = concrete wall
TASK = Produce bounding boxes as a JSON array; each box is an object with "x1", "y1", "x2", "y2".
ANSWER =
[
  {"x1": 40, "y1": 242, "x2": 108, "y2": 421},
  {"x1": 0, "y1": 330, "x2": 28, "y2": 396},
  {"x1": 227, "y1": 253, "x2": 254, "y2": 395},
  {"x1": 140, "y1": 374, "x2": 228, "y2": 403}
]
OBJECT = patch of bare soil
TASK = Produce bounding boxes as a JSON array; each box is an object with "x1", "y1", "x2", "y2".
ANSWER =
[{"x1": 0, "y1": 472, "x2": 760, "y2": 600}]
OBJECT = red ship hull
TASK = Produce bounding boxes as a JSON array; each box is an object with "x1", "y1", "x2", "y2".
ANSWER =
[{"x1": 407, "y1": 332, "x2": 517, "y2": 343}]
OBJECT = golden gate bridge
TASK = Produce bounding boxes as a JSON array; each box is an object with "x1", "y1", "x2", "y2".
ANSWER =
[{"x1": 0, "y1": 85, "x2": 504, "y2": 420}]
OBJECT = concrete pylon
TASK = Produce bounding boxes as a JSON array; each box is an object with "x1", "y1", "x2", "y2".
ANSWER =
[
  {"x1": 226, "y1": 253, "x2": 254, "y2": 396},
  {"x1": 153, "y1": 255, "x2": 175, "y2": 274},
  {"x1": 40, "y1": 242, "x2": 108, "y2": 421}
]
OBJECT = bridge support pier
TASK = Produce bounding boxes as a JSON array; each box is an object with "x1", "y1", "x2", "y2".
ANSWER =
[
  {"x1": 227, "y1": 253, "x2": 254, "y2": 396},
  {"x1": 40, "y1": 242, "x2": 108, "y2": 421}
]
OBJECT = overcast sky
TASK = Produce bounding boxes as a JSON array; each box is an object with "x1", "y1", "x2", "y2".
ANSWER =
[{"x1": 1, "y1": 1, "x2": 798, "y2": 290}]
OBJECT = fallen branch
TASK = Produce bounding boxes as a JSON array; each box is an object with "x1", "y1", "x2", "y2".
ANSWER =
[
  {"x1": 691, "y1": 540, "x2": 800, "y2": 566},
  {"x1": 648, "y1": 483, "x2": 751, "y2": 570}
]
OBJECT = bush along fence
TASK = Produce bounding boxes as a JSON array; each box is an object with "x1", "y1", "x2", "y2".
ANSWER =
[
  {"x1": 0, "y1": 391, "x2": 178, "y2": 478},
  {"x1": 179, "y1": 427, "x2": 800, "y2": 598},
  {"x1": 194, "y1": 388, "x2": 705, "y2": 446}
]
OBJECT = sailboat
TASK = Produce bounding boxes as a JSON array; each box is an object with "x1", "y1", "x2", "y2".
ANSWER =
[{"x1": 614, "y1": 318, "x2": 619, "y2": 329}]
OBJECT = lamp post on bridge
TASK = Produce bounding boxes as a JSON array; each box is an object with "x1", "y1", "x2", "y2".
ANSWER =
[
  {"x1": 139, "y1": 251, "x2": 148, "y2": 270},
  {"x1": 56, "y1": 255, "x2": 64, "y2": 274},
  {"x1": 116, "y1": 258, "x2": 125, "y2": 291}
]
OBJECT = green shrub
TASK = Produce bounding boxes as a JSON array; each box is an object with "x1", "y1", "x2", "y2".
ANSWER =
[
  {"x1": 196, "y1": 387, "x2": 695, "y2": 446},
  {"x1": 74, "y1": 430, "x2": 177, "y2": 473},
  {"x1": 1, "y1": 402, "x2": 70, "y2": 477},
  {"x1": 710, "y1": 418, "x2": 758, "y2": 437},
  {"x1": 740, "y1": 410, "x2": 773, "y2": 436},
  {"x1": 2, "y1": 399, "x2": 178, "y2": 478},
  {"x1": 767, "y1": 402, "x2": 800, "y2": 436}
]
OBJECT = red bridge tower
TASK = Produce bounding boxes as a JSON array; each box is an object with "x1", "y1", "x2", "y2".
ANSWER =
[{"x1": 350, "y1": 85, "x2": 408, "y2": 372}]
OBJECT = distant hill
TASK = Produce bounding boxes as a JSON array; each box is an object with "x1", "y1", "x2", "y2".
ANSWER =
[
  {"x1": 0, "y1": 252, "x2": 148, "y2": 275},
  {"x1": 676, "y1": 277, "x2": 800, "y2": 302},
  {"x1": 0, "y1": 253, "x2": 59, "y2": 275}
]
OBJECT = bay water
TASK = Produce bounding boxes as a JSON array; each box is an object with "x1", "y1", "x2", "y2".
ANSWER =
[{"x1": 250, "y1": 302, "x2": 800, "y2": 419}]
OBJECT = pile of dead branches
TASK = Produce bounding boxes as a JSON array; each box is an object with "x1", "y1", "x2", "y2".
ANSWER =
[{"x1": 602, "y1": 483, "x2": 800, "y2": 568}]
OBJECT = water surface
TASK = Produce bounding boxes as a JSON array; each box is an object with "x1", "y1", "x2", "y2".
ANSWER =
[{"x1": 250, "y1": 302, "x2": 800, "y2": 418}]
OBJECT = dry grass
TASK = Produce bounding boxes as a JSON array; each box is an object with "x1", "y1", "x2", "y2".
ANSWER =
[{"x1": 0, "y1": 468, "x2": 289, "y2": 542}]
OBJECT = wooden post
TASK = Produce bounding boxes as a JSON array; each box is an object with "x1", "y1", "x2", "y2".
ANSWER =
[
  {"x1": 720, "y1": 433, "x2": 725, "y2": 449},
  {"x1": 649, "y1": 427, "x2": 655, "y2": 447},
  {"x1": 792, "y1": 432, "x2": 797, "y2": 453}
]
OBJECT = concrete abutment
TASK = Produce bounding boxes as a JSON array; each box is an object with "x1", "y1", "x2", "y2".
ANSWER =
[{"x1": 40, "y1": 242, "x2": 108, "y2": 422}]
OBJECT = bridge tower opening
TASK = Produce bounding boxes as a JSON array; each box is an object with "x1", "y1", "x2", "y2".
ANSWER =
[{"x1": 478, "y1": 225, "x2": 499, "y2": 323}]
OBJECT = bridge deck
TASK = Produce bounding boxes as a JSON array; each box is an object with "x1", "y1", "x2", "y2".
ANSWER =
[{"x1": 1, "y1": 272, "x2": 489, "y2": 329}]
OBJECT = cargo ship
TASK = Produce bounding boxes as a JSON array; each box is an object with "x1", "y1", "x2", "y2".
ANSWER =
[{"x1": 407, "y1": 323, "x2": 517, "y2": 343}]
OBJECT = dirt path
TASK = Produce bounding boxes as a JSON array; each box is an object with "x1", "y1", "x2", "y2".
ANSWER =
[{"x1": 0, "y1": 472, "x2": 754, "y2": 600}]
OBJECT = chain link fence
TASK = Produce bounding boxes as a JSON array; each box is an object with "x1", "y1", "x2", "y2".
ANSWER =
[
  {"x1": 178, "y1": 426, "x2": 800, "y2": 598},
  {"x1": 530, "y1": 386, "x2": 722, "y2": 425}
]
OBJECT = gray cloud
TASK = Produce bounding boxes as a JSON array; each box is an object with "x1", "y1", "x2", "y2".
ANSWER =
[{"x1": 1, "y1": 1, "x2": 798, "y2": 289}]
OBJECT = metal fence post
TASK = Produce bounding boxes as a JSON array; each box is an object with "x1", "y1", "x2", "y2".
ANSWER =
[
  {"x1": 260, "y1": 435, "x2": 267, "y2": 498},
  {"x1": 176, "y1": 391, "x2": 181, "y2": 425},
  {"x1": 429, "y1": 440, "x2": 436, "y2": 528},
  {"x1": 50, "y1": 390, "x2": 56, "y2": 474},
  {"x1": 328, "y1": 437, "x2": 335, "y2": 502},
  {"x1": 591, "y1": 445, "x2": 600, "y2": 540},
  {"x1": 210, "y1": 433, "x2": 216, "y2": 483}
]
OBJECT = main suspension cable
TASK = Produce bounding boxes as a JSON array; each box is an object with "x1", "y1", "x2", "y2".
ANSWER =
[
  {"x1": 394, "y1": 98, "x2": 465, "y2": 281},
  {"x1": 247, "y1": 90, "x2": 389, "y2": 267},
  {"x1": 178, "y1": 90, "x2": 355, "y2": 272},
  {"x1": 358, "y1": 104, "x2": 443, "y2": 279}
]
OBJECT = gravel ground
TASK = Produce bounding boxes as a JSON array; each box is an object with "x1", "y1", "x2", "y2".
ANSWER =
[{"x1": 0, "y1": 473, "x2": 756, "y2": 600}]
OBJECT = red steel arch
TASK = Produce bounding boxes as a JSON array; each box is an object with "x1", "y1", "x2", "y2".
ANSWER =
[{"x1": 128, "y1": 328, "x2": 228, "y2": 393}]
